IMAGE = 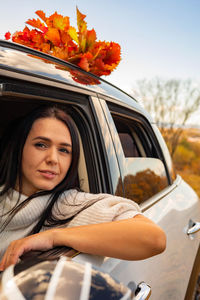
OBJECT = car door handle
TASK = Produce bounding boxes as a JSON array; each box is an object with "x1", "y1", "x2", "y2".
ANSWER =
[
  {"x1": 187, "y1": 221, "x2": 200, "y2": 235},
  {"x1": 134, "y1": 282, "x2": 151, "y2": 300}
]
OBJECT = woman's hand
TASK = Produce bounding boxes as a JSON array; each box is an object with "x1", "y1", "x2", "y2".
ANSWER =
[{"x1": 0, "y1": 230, "x2": 56, "y2": 271}]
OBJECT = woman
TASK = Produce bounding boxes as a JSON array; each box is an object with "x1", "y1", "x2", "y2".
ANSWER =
[{"x1": 0, "y1": 105, "x2": 166, "y2": 271}]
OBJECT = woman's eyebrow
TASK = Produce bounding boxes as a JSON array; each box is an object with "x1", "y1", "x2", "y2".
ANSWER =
[{"x1": 32, "y1": 136, "x2": 72, "y2": 147}]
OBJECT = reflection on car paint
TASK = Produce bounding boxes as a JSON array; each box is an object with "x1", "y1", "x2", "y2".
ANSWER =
[{"x1": 0, "y1": 257, "x2": 132, "y2": 300}]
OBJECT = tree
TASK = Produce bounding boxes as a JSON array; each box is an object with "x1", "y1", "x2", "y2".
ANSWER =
[{"x1": 132, "y1": 78, "x2": 200, "y2": 157}]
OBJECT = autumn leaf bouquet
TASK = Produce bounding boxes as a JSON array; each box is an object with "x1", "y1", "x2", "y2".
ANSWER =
[{"x1": 5, "y1": 8, "x2": 121, "y2": 84}]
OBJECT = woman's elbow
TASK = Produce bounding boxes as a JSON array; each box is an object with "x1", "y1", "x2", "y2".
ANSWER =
[
  {"x1": 127, "y1": 225, "x2": 166, "y2": 260},
  {"x1": 151, "y1": 228, "x2": 166, "y2": 256}
]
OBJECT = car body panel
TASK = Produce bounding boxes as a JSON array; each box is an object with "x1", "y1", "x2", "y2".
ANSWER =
[{"x1": 107, "y1": 179, "x2": 200, "y2": 299}]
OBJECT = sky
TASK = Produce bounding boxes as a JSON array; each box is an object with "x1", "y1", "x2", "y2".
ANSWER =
[{"x1": 0, "y1": 0, "x2": 200, "y2": 122}]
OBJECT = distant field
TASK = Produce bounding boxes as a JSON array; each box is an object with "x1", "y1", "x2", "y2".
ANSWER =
[
  {"x1": 165, "y1": 127, "x2": 200, "y2": 198},
  {"x1": 183, "y1": 128, "x2": 200, "y2": 141}
]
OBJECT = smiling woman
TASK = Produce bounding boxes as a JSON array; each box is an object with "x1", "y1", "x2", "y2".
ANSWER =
[
  {"x1": 0, "y1": 104, "x2": 166, "y2": 271},
  {"x1": 21, "y1": 118, "x2": 73, "y2": 196}
]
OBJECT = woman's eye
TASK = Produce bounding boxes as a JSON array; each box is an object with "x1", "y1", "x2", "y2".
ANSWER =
[
  {"x1": 59, "y1": 148, "x2": 70, "y2": 154},
  {"x1": 35, "y1": 142, "x2": 47, "y2": 149}
]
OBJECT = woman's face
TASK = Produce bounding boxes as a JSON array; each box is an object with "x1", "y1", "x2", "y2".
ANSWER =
[{"x1": 20, "y1": 117, "x2": 72, "y2": 196}]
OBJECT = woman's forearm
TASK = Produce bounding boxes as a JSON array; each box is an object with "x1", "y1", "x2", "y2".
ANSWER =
[
  {"x1": 0, "y1": 215, "x2": 166, "y2": 270},
  {"x1": 53, "y1": 215, "x2": 166, "y2": 260}
]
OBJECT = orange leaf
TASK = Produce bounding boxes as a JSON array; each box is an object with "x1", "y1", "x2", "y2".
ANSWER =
[
  {"x1": 78, "y1": 56, "x2": 89, "y2": 72},
  {"x1": 26, "y1": 18, "x2": 45, "y2": 31},
  {"x1": 86, "y1": 29, "x2": 96, "y2": 50},
  {"x1": 53, "y1": 47, "x2": 68, "y2": 60},
  {"x1": 76, "y1": 7, "x2": 86, "y2": 30},
  {"x1": 41, "y1": 43, "x2": 51, "y2": 53},
  {"x1": 45, "y1": 27, "x2": 60, "y2": 46},
  {"x1": 54, "y1": 15, "x2": 70, "y2": 31},
  {"x1": 36, "y1": 10, "x2": 47, "y2": 23},
  {"x1": 60, "y1": 31, "x2": 70, "y2": 44},
  {"x1": 48, "y1": 12, "x2": 69, "y2": 31},
  {"x1": 31, "y1": 30, "x2": 45, "y2": 46}
]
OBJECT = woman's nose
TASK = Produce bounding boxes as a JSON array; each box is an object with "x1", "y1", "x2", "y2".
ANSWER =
[{"x1": 46, "y1": 147, "x2": 58, "y2": 164}]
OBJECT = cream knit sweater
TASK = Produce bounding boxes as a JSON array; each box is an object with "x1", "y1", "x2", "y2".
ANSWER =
[{"x1": 0, "y1": 189, "x2": 141, "y2": 259}]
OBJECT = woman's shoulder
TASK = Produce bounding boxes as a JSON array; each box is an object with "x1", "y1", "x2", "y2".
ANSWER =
[
  {"x1": 59, "y1": 189, "x2": 103, "y2": 206},
  {"x1": 60, "y1": 189, "x2": 122, "y2": 202},
  {"x1": 59, "y1": 189, "x2": 141, "y2": 211},
  {"x1": 65, "y1": 191, "x2": 142, "y2": 226},
  {"x1": 52, "y1": 189, "x2": 142, "y2": 225}
]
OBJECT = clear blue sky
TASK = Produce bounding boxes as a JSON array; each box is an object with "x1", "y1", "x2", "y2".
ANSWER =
[{"x1": 0, "y1": 0, "x2": 200, "y2": 93}]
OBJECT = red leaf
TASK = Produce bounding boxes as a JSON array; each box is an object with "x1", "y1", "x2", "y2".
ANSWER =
[
  {"x1": 104, "y1": 42, "x2": 121, "y2": 64},
  {"x1": 5, "y1": 32, "x2": 11, "y2": 40}
]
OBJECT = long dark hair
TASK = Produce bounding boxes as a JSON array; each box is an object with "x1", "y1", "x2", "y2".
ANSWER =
[{"x1": 0, "y1": 104, "x2": 80, "y2": 233}]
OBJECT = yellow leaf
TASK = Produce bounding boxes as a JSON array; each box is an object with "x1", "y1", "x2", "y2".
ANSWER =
[
  {"x1": 54, "y1": 15, "x2": 69, "y2": 31},
  {"x1": 80, "y1": 38, "x2": 86, "y2": 52},
  {"x1": 68, "y1": 27, "x2": 78, "y2": 44},
  {"x1": 76, "y1": 7, "x2": 86, "y2": 29}
]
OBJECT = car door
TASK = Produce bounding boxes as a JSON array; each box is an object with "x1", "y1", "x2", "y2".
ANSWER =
[{"x1": 88, "y1": 96, "x2": 200, "y2": 299}]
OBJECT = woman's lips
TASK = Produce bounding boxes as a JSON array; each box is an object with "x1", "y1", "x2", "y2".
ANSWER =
[{"x1": 39, "y1": 170, "x2": 58, "y2": 179}]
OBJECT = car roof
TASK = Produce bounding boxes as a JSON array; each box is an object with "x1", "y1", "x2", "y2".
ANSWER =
[{"x1": 0, "y1": 40, "x2": 152, "y2": 121}]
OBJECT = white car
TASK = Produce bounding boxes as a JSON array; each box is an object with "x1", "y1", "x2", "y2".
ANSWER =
[{"x1": 0, "y1": 40, "x2": 199, "y2": 300}]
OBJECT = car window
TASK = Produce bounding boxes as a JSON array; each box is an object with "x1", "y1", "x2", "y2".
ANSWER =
[
  {"x1": 113, "y1": 117, "x2": 144, "y2": 158},
  {"x1": 113, "y1": 115, "x2": 169, "y2": 203},
  {"x1": 103, "y1": 103, "x2": 170, "y2": 204}
]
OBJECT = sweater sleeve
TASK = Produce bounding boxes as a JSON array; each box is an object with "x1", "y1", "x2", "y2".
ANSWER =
[{"x1": 64, "y1": 192, "x2": 142, "y2": 228}]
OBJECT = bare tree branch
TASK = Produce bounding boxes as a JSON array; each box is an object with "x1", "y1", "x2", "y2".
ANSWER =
[{"x1": 132, "y1": 78, "x2": 200, "y2": 157}]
